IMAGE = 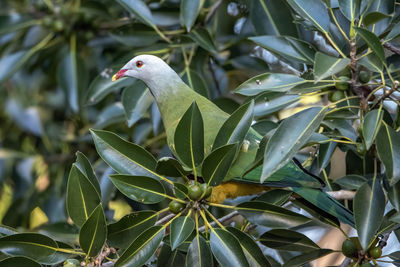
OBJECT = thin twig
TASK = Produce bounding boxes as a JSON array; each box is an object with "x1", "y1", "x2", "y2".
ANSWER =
[
  {"x1": 155, "y1": 212, "x2": 176, "y2": 225},
  {"x1": 326, "y1": 190, "x2": 356, "y2": 200},
  {"x1": 339, "y1": 258, "x2": 352, "y2": 267},
  {"x1": 205, "y1": 0, "x2": 223, "y2": 22},
  {"x1": 378, "y1": 232, "x2": 391, "y2": 249},
  {"x1": 383, "y1": 42, "x2": 400, "y2": 55},
  {"x1": 198, "y1": 210, "x2": 239, "y2": 231}
]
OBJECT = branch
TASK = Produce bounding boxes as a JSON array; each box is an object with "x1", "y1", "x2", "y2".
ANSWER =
[
  {"x1": 155, "y1": 213, "x2": 176, "y2": 225},
  {"x1": 383, "y1": 42, "x2": 400, "y2": 55},
  {"x1": 378, "y1": 232, "x2": 391, "y2": 249},
  {"x1": 339, "y1": 258, "x2": 352, "y2": 267},
  {"x1": 198, "y1": 210, "x2": 239, "y2": 231},
  {"x1": 205, "y1": 0, "x2": 223, "y2": 23},
  {"x1": 349, "y1": 40, "x2": 367, "y2": 110},
  {"x1": 326, "y1": 190, "x2": 356, "y2": 200}
]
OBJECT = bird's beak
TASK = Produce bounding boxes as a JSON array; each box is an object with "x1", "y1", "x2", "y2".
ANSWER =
[{"x1": 112, "y1": 69, "x2": 128, "y2": 81}]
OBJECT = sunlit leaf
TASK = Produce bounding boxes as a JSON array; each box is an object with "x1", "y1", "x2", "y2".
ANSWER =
[
  {"x1": 314, "y1": 52, "x2": 350, "y2": 82},
  {"x1": 170, "y1": 216, "x2": 195, "y2": 250}
]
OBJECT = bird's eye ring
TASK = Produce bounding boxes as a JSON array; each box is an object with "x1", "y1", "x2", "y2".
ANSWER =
[{"x1": 136, "y1": 60, "x2": 144, "y2": 68}]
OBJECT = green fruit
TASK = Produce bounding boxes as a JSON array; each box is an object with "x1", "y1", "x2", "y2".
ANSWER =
[
  {"x1": 357, "y1": 124, "x2": 363, "y2": 135},
  {"x1": 188, "y1": 184, "x2": 203, "y2": 200},
  {"x1": 335, "y1": 76, "x2": 350, "y2": 90},
  {"x1": 200, "y1": 184, "x2": 212, "y2": 199},
  {"x1": 359, "y1": 70, "x2": 371, "y2": 83},
  {"x1": 63, "y1": 259, "x2": 80, "y2": 267},
  {"x1": 369, "y1": 247, "x2": 382, "y2": 259},
  {"x1": 52, "y1": 20, "x2": 65, "y2": 31},
  {"x1": 340, "y1": 66, "x2": 352, "y2": 78},
  {"x1": 356, "y1": 142, "x2": 366, "y2": 155},
  {"x1": 42, "y1": 16, "x2": 53, "y2": 27},
  {"x1": 342, "y1": 239, "x2": 358, "y2": 258},
  {"x1": 360, "y1": 262, "x2": 374, "y2": 267},
  {"x1": 169, "y1": 200, "x2": 184, "y2": 214},
  {"x1": 329, "y1": 90, "x2": 345, "y2": 102}
]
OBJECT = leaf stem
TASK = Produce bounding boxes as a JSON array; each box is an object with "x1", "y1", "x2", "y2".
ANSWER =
[
  {"x1": 324, "y1": 32, "x2": 347, "y2": 58},
  {"x1": 203, "y1": 208, "x2": 225, "y2": 229},
  {"x1": 328, "y1": 8, "x2": 349, "y2": 41}
]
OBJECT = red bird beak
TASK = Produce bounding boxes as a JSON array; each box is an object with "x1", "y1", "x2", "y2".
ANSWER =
[{"x1": 112, "y1": 69, "x2": 128, "y2": 81}]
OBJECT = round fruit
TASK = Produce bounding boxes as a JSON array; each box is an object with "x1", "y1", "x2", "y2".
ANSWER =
[
  {"x1": 52, "y1": 20, "x2": 65, "y2": 31},
  {"x1": 335, "y1": 76, "x2": 350, "y2": 90},
  {"x1": 356, "y1": 142, "x2": 366, "y2": 155},
  {"x1": 342, "y1": 239, "x2": 358, "y2": 258},
  {"x1": 329, "y1": 90, "x2": 345, "y2": 102},
  {"x1": 188, "y1": 184, "x2": 203, "y2": 200},
  {"x1": 369, "y1": 247, "x2": 382, "y2": 259},
  {"x1": 200, "y1": 184, "x2": 212, "y2": 199},
  {"x1": 359, "y1": 70, "x2": 371, "y2": 83},
  {"x1": 360, "y1": 262, "x2": 374, "y2": 267},
  {"x1": 169, "y1": 200, "x2": 184, "y2": 214},
  {"x1": 42, "y1": 16, "x2": 53, "y2": 27}
]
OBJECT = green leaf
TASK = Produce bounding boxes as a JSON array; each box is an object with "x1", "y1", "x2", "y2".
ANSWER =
[
  {"x1": 180, "y1": 0, "x2": 204, "y2": 31},
  {"x1": 362, "y1": 108, "x2": 383, "y2": 150},
  {"x1": 0, "y1": 34, "x2": 52, "y2": 83},
  {"x1": 86, "y1": 74, "x2": 132, "y2": 105},
  {"x1": 235, "y1": 73, "x2": 305, "y2": 96},
  {"x1": 354, "y1": 27, "x2": 385, "y2": 63},
  {"x1": 261, "y1": 107, "x2": 327, "y2": 181},
  {"x1": 186, "y1": 235, "x2": 213, "y2": 267},
  {"x1": 75, "y1": 152, "x2": 101, "y2": 197},
  {"x1": 287, "y1": 0, "x2": 330, "y2": 32},
  {"x1": 170, "y1": 216, "x2": 195, "y2": 250},
  {"x1": 354, "y1": 180, "x2": 385, "y2": 250},
  {"x1": 335, "y1": 175, "x2": 367, "y2": 190},
  {"x1": 213, "y1": 101, "x2": 254, "y2": 149},
  {"x1": 66, "y1": 165, "x2": 101, "y2": 227},
  {"x1": 259, "y1": 229, "x2": 319, "y2": 252},
  {"x1": 109, "y1": 175, "x2": 166, "y2": 204},
  {"x1": 237, "y1": 201, "x2": 310, "y2": 228},
  {"x1": 156, "y1": 157, "x2": 190, "y2": 177},
  {"x1": 388, "y1": 181, "x2": 400, "y2": 211},
  {"x1": 0, "y1": 233, "x2": 59, "y2": 263},
  {"x1": 338, "y1": 0, "x2": 360, "y2": 21},
  {"x1": 256, "y1": 189, "x2": 292, "y2": 206},
  {"x1": 253, "y1": 93, "x2": 300, "y2": 117},
  {"x1": 116, "y1": 0, "x2": 156, "y2": 28},
  {"x1": 122, "y1": 81, "x2": 154, "y2": 127},
  {"x1": 202, "y1": 144, "x2": 238, "y2": 186},
  {"x1": 173, "y1": 183, "x2": 189, "y2": 200},
  {"x1": 57, "y1": 42, "x2": 87, "y2": 113},
  {"x1": 249, "y1": 0, "x2": 298, "y2": 36},
  {"x1": 189, "y1": 28, "x2": 217, "y2": 54},
  {"x1": 210, "y1": 228, "x2": 249, "y2": 267},
  {"x1": 290, "y1": 81, "x2": 335, "y2": 94},
  {"x1": 115, "y1": 226, "x2": 165, "y2": 267},
  {"x1": 314, "y1": 52, "x2": 351, "y2": 82},
  {"x1": 376, "y1": 122, "x2": 400, "y2": 185},
  {"x1": 90, "y1": 129, "x2": 159, "y2": 179},
  {"x1": 108, "y1": 211, "x2": 158, "y2": 249},
  {"x1": 282, "y1": 249, "x2": 334, "y2": 267},
  {"x1": 227, "y1": 227, "x2": 271, "y2": 267},
  {"x1": 249, "y1": 36, "x2": 315, "y2": 64},
  {"x1": 158, "y1": 244, "x2": 185, "y2": 267},
  {"x1": 0, "y1": 15, "x2": 39, "y2": 35},
  {"x1": 174, "y1": 102, "x2": 204, "y2": 169},
  {"x1": 359, "y1": 53, "x2": 383, "y2": 73},
  {"x1": 385, "y1": 21, "x2": 400, "y2": 41},
  {"x1": 363, "y1": 11, "x2": 390, "y2": 27},
  {"x1": 0, "y1": 256, "x2": 42, "y2": 267},
  {"x1": 79, "y1": 204, "x2": 107, "y2": 257},
  {"x1": 95, "y1": 103, "x2": 125, "y2": 129},
  {"x1": 182, "y1": 69, "x2": 209, "y2": 98}
]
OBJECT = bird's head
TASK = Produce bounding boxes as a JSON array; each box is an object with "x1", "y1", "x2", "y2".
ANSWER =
[{"x1": 112, "y1": 54, "x2": 169, "y2": 82}]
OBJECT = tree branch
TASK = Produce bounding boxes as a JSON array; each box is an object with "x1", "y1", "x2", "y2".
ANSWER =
[
  {"x1": 383, "y1": 42, "x2": 400, "y2": 55},
  {"x1": 155, "y1": 213, "x2": 176, "y2": 225},
  {"x1": 326, "y1": 190, "x2": 356, "y2": 200}
]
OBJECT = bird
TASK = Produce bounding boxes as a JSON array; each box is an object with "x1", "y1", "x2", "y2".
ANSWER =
[{"x1": 111, "y1": 54, "x2": 354, "y2": 226}]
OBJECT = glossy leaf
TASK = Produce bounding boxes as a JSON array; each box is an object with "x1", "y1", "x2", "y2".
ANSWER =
[
  {"x1": 189, "y1": 28, "x2": 217, "y2": 54},
  {"x1": 235, "y1": 73, "x2": 305, "y2": 96},
  {"x1": 202, "y1": 144, "x2": 238, "y2": 186},
  {"x1": 256, "y1": 189, "x2": 292, "y2": 206},
  {"x1": 170, "y1": 216, "x2": 195, "y2": 250},
  {"x1": 237, "y1": 201, "x2": 310, "y2": 228},
  {"x1": 173, "y1": 183, "x2": 189, "y2": 200},
  {"x1": 363, "y1": 11, "x2": 390, "y2": 27},
  {"x1": 253, "y1": 93, "x2": 300, "y2": 117},
  {"x1": 314, "y1": 52, "x2": 350, "y2": 82},
  {"x1": 0, "y1": 233, "x2": 59, "y2": 263},
  {"x1": 283, "y1": 249, "x2": 334, "y2": 267},
  {"x1": 287, "y1": 0, "x2": 330, "y2": 32},
  {"x1": 260, "y1": 229, "x2": 319, "y2": 252},
  {"x1": 290, "y1": 81, "x2": 335, "y2": 94},
  {"x1": 210, "y1": 228, "x2": 249, "y2": 267},
  {"x1": 158, "y1": 244, "x2": 185, "y2": 267},
  {"x1": 174, "y1": 102, "x2": 204, "y2": 168},
  {"x1": 250, "y1": 0, "x2": 298, "y2": 36},
  {"x1": 86, "y1": 75, "x2": 132, "y2": 105},
  {"x1": 79, "y1": 204, "x2": 107, "y2": 257},
  {"x1": 95, "y1": 102, "x2": 125, "y2": 129},
  {"x1": 109, "y1": 175, "x2": 166, "y2": 204},
  {"x1": 227, "y1": 227, "x2": 271, "y2": 267},
  {"x1": 362, "y1": 108, "x2": 383, "y2": 150},
  {"x1": 249, "y1": 36, "x2": 315, "y2": 64},
  {"x1": 386, "y1": 21, "x2": 400, "y2": 41},
  {"x1": 108, "y1": 211, "x2": 158, "y2": 249},
  {"x1": 66, "y1": 165, "x2": 101, "y2": 227},
  {"x1": 180, "y1": 0, "x2": 204, "y2": 31},
  {"x1": 335, "y1": 175, "x2": 367, "y2": 190},
  {"x1": 213, "y1": 100, "x2": 254, "y2": 149},
  {"x1": 116, "y1": 0, "x2": 156, "y2": 28},
  {"x1": 186, "y1": 235, "x2": 213, "y2": 267},
  {"x1": 75, "y1": 152, "x2": 101, "y2": 195},
  {"x1": 338, "y1": 0, "x2": 360, "y2": 21},
  {"x1": 122, "y1": 81, "x2": 153, "y2": 127},
  {"x1": 354, "y1": 180, "x2": 385, "y2": 250},
  {"x1": 354, "y1": 27, "x2": 385, "y2": 63},
  {"x1": 90, "y1": 129, "x2": 159, "y2": 179},
  {"x1": 262, "y1": 107, "x2": 327, "y2": 181},
  {"x1": 156, "y1": 157, "x2": 190, "y2": 177},
  {"x1": 376, "y1": 123, "x2": 400, "y2": 185},
  {"x1": 0, "y1": 256, "x2": 42, "y2": 267},
  {"x1": 115, "y1": 226, "x2": 165, "y2": 267}
]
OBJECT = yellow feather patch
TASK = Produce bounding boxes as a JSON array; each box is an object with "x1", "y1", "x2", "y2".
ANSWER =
[{"x1": 209, "y1": 181, "x2": 268, "y2": 203}]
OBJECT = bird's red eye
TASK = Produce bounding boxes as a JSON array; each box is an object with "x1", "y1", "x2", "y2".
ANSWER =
[{"x1": 136, "y1": 60, "x2": 144, "y2": 68}]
